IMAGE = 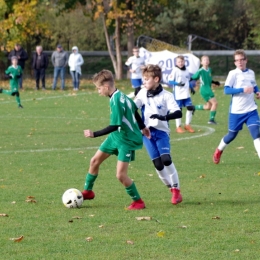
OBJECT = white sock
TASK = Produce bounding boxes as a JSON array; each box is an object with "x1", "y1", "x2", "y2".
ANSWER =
[
  {"x1": 176, "y1": 118, "x2": 181, "y2": 128},
  {"x1": 218, "y1": 138, "x2": 227, "y2": 151},
  {"x1": 155, "y1": 169, "x2": 171, "y2": 187},
  {"x1": 253, "y1": 138, "x2": 260, "y2": 158},
  {"x1": 164, "y1": 163, "x2": 180, "y2": 189},
  {"x1": 185, "y1": 110, "x2": 193, "y2": 125}
]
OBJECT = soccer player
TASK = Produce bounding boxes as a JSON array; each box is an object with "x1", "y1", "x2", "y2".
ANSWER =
[
  {"x1": 81, "y1": 69, "x2": 150, "y2": 210},
  {"x1": 168, "y1": 55, "x2": 196, "y2": 133},
  {"x1": 213, "y1": 49, "x2": 260, "y2": 164},
  {"x1": 125, "y1": 46, "x2": 145, "y2": 96},
  {"x1": 191, "y1": 55, "x2": 220, "y2": 124},
  {"x1": 134, "y1": 64, "x2": 183, "y2": 205},
  {"x1": 0, "y1": 56, "x2": 23, "y2": 108}
]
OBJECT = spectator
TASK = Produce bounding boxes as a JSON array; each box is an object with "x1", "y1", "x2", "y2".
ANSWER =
[
  {"x1": 51, "y1": 44, "x2": 68, "y2": 90},
  {"x1": 8, "y1": 43, "x2": 28, "y2": 89},
  {"x1": 68, "y1": 46, "x2": 84, "y2": 91},
  {"x1": 32, "y1": 46, "x2": 49, "y2": 90}
]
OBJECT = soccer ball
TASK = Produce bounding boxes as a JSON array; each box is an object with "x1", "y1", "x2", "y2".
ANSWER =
[{"x1": 62, "y1": 188, "x2": 83, "y2": 208}]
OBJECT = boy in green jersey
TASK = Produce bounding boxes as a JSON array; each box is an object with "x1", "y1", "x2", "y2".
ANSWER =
[
  {"x1": 191, "y1": 56, "x2": 220, "y2": 124},
  {"x1": 0, "y1": 56, "x2": 23, "y2": 108},
  {"x1": 81, "y1": 69, "x2": 150, "y2": 210}
]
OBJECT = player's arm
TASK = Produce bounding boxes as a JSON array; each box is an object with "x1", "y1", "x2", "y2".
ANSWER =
[
  {"x1": 150, "y1": 110, "x2": 182, "y2": 121},
  {"x1": 135, "y1": 109, "x2": 151, "y2": 139},
  {"x1": 224, "y1": 86, "x2": 243, "y2": 95},
  {"x1": 191, "y1": 70, "x2": 200, "y2": 80},
  {"x1": 212, "y1": 80, "x2": 220, "y2": 86}
]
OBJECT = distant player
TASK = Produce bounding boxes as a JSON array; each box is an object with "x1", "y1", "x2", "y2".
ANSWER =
[
  {"x1": 213, "y1": 49, "x2": 260, "y2": 164},
  {"x1": 81, "y1": 69, "x2": 150, "y2": 210},
  {"x1": 125, "y1": 46, "x2": 145, "y2": 96},
  {"x1": 0, "y1": 56, "x2": 23, "y2": 108},
  {"x1": 191, "y1": 55, "x2": 220, "y2": 124},
  {"x1": 168, "y1": 55, "x2": 196, "y2": 133},
  {"x1": 135, "y1": 64, "x2": 183, "y2": 205}
]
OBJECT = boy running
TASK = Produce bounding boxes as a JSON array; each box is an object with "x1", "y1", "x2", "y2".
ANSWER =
[
  {"x1": 213, "y1": 49, "x2": 260, "y2": 164},
  {"x1": 135, "y1": 64, "x2": 183, "y2": 204},
  {"x1": 0, "y1": 56, "x2": 23, "y2": 108},
  {"x1": 81, "y1": 69, "x2": 150, "y2": 210},
  {"x1": 191, "y1": 55, "x2": 220, "y2": 124}
]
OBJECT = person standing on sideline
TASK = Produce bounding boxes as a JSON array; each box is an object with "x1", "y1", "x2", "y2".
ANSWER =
[
  {"x1": 81, "y1": 69, "x2": 150, "y2": 210},
  {"x1": 125, "y1": 46, "x2": 145, "y2": 96},
  {"x1": 8, "y1": 43, "x2": 28, "y2": 89},
  {"x1": 31, "y1": 46, "x2": 49, "y2": 90},
  {"x1": 51, "y1": 44, "x2": 68, "y2": 90},
  {"x1": 168, "y1": 55, "x2": 196, "y2": 133},
  {"x1": 68, "y1": 46, "x2": 84, "y2": 91},
  {"x1": 213, "y1": 49, "x2": 260, "y2": 164},
  {"x1": 134, "y1": 64, "x2": 183, "y2": 205},
  {"x1": 0, "y1": 56, "x2": 23, "y2": 108},
  {"x1": 191, "y1": 55, "x2": 220, "y2": 124}
]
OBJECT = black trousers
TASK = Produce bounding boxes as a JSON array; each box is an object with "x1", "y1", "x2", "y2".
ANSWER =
[{"x1": 34, "y1": 68, "x2": 46, "y2": 89}]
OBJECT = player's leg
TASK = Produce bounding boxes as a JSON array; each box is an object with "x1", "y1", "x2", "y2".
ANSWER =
[
  {"x1": 131, "y1": 78, "x2": 142, "y2": 96},
  {"x1": 184, "y1": 98, "x2": 195, "y2": 133},
  {"x1": 175, "y1": 100, "x2": 185, "y2": 133},
  {"x1": 208, "y1": 97, "x2": 218, "y2": 124},
  {"x1": 12, "y1": 92, "x2": 22, "y2": 108}
]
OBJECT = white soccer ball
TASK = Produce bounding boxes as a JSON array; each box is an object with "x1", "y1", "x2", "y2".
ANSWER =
[{"x1": 62, "y1": 188, "x2": 83, "y2": 208}]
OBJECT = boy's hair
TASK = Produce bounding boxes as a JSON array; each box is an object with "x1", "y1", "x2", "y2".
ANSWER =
[
  {"x1": 234, "y1": 49, "x2": 247, "y2": 60},
  {"x1": 133, "y1": 46, "x2": 139, "y2": 52},
  {"x1": 11, "y1": 56, "x2": 18, "y2": 61},
  {"x1": 201, "y1": 55, "x2": 209, "y2": 61},
  {"x1": 92, "y1": 69, "x2": 114, "y2": 87},
  {"x1": 176, "y1": 55, "x2": 185, "y2": 61},
  {"x1": 142, "y1": 64, "x2": 162, "y2": 81}
]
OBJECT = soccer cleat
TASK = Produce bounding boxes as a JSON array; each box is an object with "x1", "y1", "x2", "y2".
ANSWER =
[
  {"x1": 170, "y1": 188, "x2": 182, "y2": 205},
  {"x1": 213, "y1": 148, "x2": 223, "y2": 164},
  {"x1": 184, "y1": 124, "x2": 195, "y2": 133},
  {"x1": 18, "y1": 104, "x2": 23, "y2": 109},
  {"x1": 127, "y1": 199, "x2": 145, "y2": 210},
  {"x1": 208, "y1": 119, "x2": 217, "y2": 125},
  {"x1": 81, "y1": 190, "x2": 95, "y2": 200},
  {"x1": 176, "y1": 126, "x2": 185, "y2": 133}
]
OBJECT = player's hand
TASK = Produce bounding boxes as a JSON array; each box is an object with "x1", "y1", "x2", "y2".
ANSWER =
[
  {"x1": 142, "y1": 127, "x2": 151, "y2": 139},
  {"x1": 84, "y1": 129, "x2": 94, "y2": 138},
  {"x1": 150, "y1": 114, "x2": 166, "y2": 121},
  {"x1": 190, "y1": 88, "x2": 195, "y2": 95},
  {"x1": 256, "y1": 92, "x2": 260, "y2": 99},
  {"x1": 244, "y1": 87, "x2": 254, "y2": 94},
  {"x1": 176, "y1": 82, "x2": 185, "y2": 87},
  {"x1": 212, "y1": 80, "x2": 220, "y2": 86},
  {"x1": 9, "y1": 74, "x2": 14, "y2": 79}
]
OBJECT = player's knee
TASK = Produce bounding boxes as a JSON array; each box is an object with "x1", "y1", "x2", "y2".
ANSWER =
[
  {"x1": 223, "y1": 131, "x2": 238, "y2": 144},
  {"x1": 90, "y1": 156, "x2": 100, "y2": 168},
  {"x1": 187, "y1": 105, "x2": 195, "y2": 111},
  {"x1": 152, "y1": 158, "x2": 164, "y2": 171},
  {"x1": 161, "y1": 154, "x2": 172, "y2": 166},
  {"x1": 249, "y1": 125, "x2": 260, "y2": 139}
]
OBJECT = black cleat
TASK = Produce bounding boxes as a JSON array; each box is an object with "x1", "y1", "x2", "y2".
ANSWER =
[{"x1": 18, "y1": 104, "x2": 23, "y2": 109}]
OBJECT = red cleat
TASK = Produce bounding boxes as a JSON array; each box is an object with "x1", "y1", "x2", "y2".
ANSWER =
[
  {"x1": 213, "y1": 148, "x2": 223, "y2": 164},
  {"x1": 81, "y1": 190, "x2": 95, "y2": 200},
  {"x1": 127, "y1": 199, "x2": 145, "y2": 210},
  {"x1": 171, "y1": 188, "x2": 182, "y2": 205}
]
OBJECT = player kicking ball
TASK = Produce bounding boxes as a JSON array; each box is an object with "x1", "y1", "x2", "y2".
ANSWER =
[
  {"x1": 81, "y1": 69, "x2": 150, "y2": 210},
  {"x1": 134, "y1": 64, "x2": 183, "y2": 205},
  {"x1": 213, "y1": 49, "x2": 260, "y2": 164}
]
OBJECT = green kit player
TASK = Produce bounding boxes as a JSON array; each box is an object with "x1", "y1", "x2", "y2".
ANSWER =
[
  {"x1": 0, "y1": 56, "x2": 23, "y2": 108},
  {"x1": 191, "y1": 55, "x2": 220, "y2": 124},
  {"x1": 81, "y1": 69, "x2": 150, "y2": 210}
]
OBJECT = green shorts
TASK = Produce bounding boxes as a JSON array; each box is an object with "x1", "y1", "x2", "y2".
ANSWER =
[
  {"x1": 99, "y1": 136, "x2": 136, "y2": 162},
  {"x1": 200, "y1": 87, "x2": 215, "y2": 102}
]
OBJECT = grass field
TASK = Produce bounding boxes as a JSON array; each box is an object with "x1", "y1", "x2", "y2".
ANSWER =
[{"x1": 0, "y1": 79, "x2": 260, "y2": 260}]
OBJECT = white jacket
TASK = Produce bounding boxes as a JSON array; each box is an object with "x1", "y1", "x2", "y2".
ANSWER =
[{"x1": 68, "y1": 46, "x2": 84, "y2": 75}]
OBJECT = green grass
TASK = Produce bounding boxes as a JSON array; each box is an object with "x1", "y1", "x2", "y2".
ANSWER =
[{"x1": 0, "y1": 79, "x2": 260, "y2": 260}]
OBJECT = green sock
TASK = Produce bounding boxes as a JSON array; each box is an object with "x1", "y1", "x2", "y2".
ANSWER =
[
  {"x1": 209, "y1": 111, "x2": 216, "y2": 120},
  {"x1": 195, "y1": 104, "x2": 204, "y2": 110},
  {"x1": 84, "y1": 173, "x2": 98, "y2": 190},
  {"x1": 16, "y1": 95, "x2": 21, "y2": 105},
  {"x1": 125, "y1": 182, "x2": 141, "y2": 201}
]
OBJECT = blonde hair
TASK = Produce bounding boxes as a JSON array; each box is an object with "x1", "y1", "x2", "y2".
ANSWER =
[
  {"x1": 92, "y1": 70, "x2": 114, "y2": 87},
  {"x1": 234, "y1": 49, "x2": 247, "y2": 60},
  {"x1": 142, "y1": 64, "x2": 162, "y2": 81},
  {"x1": 176, "y1": 55, "x2": 185, "y2": 61},
  {"x1": 201, "y1": 55, "x2": 209, "y2": 61}
]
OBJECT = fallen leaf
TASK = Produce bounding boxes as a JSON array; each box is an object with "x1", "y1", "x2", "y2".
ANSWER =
[
  {"x1": 234, "y1": 249, "x2": 240, "y2": 252},
  {"x1": 85, "y1": 237, "x2": 93, "y2": 242},
  {"x1": 147, "y1": 174, "x2": 153, "y2": 177},
  {"x1": 135, "y1": 216, "x2": 152, "y2": 221},
  {"x1": 10, "y1": 235, "x2": 24, "y2": 242},
  {"x1": 99, "y1": 225, "x2": 104, "y2": 228},
  {"x1": 26, "y1": 196, "x2": 35, "y2": 199},
  {"x1": 157, "y1": 231, "x2": 165, "y2": 237},
  {"x1": 25, "y1": 199, "x2": 37, "y2": 203},
  {"x1": 72, "y1": 216, "x2": 82, "y2": 219},
  {"x1": 11, "y1": 201, "x2": 16, "y2": 204},
  {"x1": 68, "y1": 220, "x2": 73, "y2": 223},
  {"x1": 78, "y1": 151, "x2": 84, "y2": 154},
  {"x1": 179, "y1": 225, "x2": 187, "y2": 228},
  {"x1": 236, "y1": 147, "x2": 244, "y2": 149},
  {"x1": 243, "y1": 209, "x2": 249, "y2": 212},
  {"x1": 258, "y1": 172, "x2": 260, "y2": 176},
  {"x1": 212, "y1": 216, "x2": 220, "y2": 220},
  {"x1": 0, "y1": 213, "x2": 8, "y2": 217},
  {"x1": 199, "y1": 174, "x2": 206, "y2": 178},
  {"x1": 89, "y1": 214, "x2": 95, "y2": 217},
  {"x1": 126, "y1": 240, "x2": 134, "y2": 244}
]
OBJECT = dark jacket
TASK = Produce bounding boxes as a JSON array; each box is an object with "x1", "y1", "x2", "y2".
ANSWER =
[
  {"x1": 8, "y1": 47, "x2": 28, "y2": 69},
  {"x1": 31, "y1": 52, "x2": 49, "y2": 70}
]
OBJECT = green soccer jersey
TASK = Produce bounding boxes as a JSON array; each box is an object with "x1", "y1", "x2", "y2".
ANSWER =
[
  {"x1": 5, "y1": 65, "x2": 22, "y2": 92},
  {"x1": 109, "y1": 90, "x2": 143, "y2": 150},
  {"x1": 192, "y1": 67, "x2": 212, "y2": 89}
]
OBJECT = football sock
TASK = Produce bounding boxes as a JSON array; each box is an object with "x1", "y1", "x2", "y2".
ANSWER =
[
  {"x1": 209, "y1": 111, "x2": 216, "y2": 120},
  {"x1": 16, "y1": 95, "x2": 21, "y2": 105},
  {"x1": 218, "y1": 138, "x2": 227, "y2": 151},
  {"x1": 176, "y1": 118, "x2": 182, "y2": 127},
  {"x1": 84, "y1": 173, "x2": 98, "y2": 190},
  {"x1": 164, "y1": 163, "x2": 180, "y2": 189},
  {"x1": 125, "y1": 182, "x2": 141, "y2": 201},
  {"x1": 155, "y1": 169, "x2": 171, "y2": 187},
  {"x1": 253, "y1": 138, "x2": 260, "y2": 158},
  {"x1": 185, "y1": 110, "x2": 193, "y2": 125},
  {"x1": 195, "y1": 105, "x2": 204, "y2": 110}
]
